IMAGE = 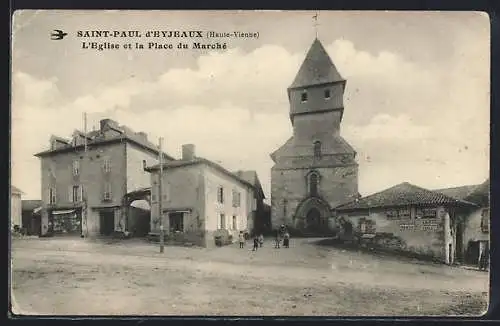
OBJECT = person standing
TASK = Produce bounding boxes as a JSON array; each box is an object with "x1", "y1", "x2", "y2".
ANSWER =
[
  {"x1": 238, "y1": 231, "x2": 245, "y2": 249},
  {"x1": 252, "y1": 236, "x2": 259, "y2": 251},
  {"x1": 283, "y1": 231, "x2": 290, "y2": 248},
  {"x1": 258, "y1": 234, "x2": 264, "y2": 248},
  {"x1": 275, "y1": 229, "x2": 281, "y2": 248}
]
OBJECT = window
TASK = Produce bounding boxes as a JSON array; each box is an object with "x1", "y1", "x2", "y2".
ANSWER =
[
  {"x1": 72, "y1": 160, "x2": 80, "y2": 176},
  {"x1": 324, "y1": 89, "x2": 331, "y2": 99},
  {"x1": 49, "y1": 187, "x2": 56, "y2": 204},
  {"x1": 219, "y1": 213, "x2": 226, "y2": 229},
  {"x1": 169, "y1": 212, "x2": 184, "y2": 232},
  {"x1": 232, "y1": 190, "x2": 241, "y2": 207},
  {"x1": 283, "y1": 199, "x2": 288, "y2": 219},
  {"x1": 313, "y1": 141, "x2": 322, "y2": 159},
  {"x1": 71, "y1": 185, "x2": 81, "y2": 202},
  {"x1": 217, "y1": 186, "x2": 224, "y2": 204},
  {"x1": 232, "y1": 216, "x2": 237, "y2": 230},
  {"x1": 481, "y1": 208, "x2": 489, "y2": 233},
  {"x1": 301, "y1": 91, "x2": 308, "y2": 102},
  {"x1": 103, "y1": 158, "x2": 111, "y2": 173},
  {"x1": 103, "y1": 182, "x2": 112, "y2": 201},
  {"x1": 309, "y1": 172, "x2": 319, "y2": 197}
]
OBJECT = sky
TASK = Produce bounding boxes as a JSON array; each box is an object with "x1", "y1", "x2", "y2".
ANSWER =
[{"x1": 11, "y1": 10, "x2": 490, "y2": 201}]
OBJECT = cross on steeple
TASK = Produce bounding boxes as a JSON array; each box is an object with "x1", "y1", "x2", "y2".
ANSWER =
[{"x1": 312, "y1": 12, "x2": 319, "y2": 38}]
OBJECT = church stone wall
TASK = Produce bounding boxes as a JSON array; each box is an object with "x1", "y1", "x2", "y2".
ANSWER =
[{"x1": 271, "y1": 164, "x2": 359, "y2": 230}]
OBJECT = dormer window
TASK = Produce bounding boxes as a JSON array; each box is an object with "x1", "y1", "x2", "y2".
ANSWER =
[
  {"x1": 301, "y1": 91, "x2": 308, "y2": 103},
  {"x1": 324, "y1": 89, "x2": 331, "y2": 99}
]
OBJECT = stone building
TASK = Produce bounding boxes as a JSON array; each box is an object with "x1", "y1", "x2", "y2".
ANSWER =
[
  {"x1": 34, "y1": 118, "x2": 174, "y2": 237},
  {"x1": 145, "y1": 144, "x2": 260, "y2": 247},
  {"x1": 270, "y1": 38, "x2": 359, "y2": 234},
  {"x1": 335, "y1": 182, "x2": 479, "y2": 264},
  {"x1": 436, "y1": 179, "x2": 490, "y2": 266}
]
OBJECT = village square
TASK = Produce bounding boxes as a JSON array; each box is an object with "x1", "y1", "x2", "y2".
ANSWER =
[{"x1": 10, "y1": 12, "x2": 489, "y2": 316}]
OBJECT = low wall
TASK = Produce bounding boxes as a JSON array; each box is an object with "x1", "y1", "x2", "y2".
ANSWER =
[{"x1": 148, "y1": 229, "x2": 234, "y2": 248}]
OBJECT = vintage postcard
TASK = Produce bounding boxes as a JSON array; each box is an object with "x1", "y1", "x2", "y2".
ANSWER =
[{"x1": 10, "y1": 10, "x2": 490, "y2": 316}]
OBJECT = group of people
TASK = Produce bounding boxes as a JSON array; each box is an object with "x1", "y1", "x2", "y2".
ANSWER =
[{"x1": 237, "y1": 225, "x2": 291, "y2": 251}]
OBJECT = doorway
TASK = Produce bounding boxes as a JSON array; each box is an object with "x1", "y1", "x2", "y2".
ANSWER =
[
  {"x1": 169, "y1": 212, "x2": 184, "y2": 232},
  {"x1": 306, "y1": 208, "x2": 321, "y2": 231},
  {"x1": 99, "y1": 211, "x2": 115, "y2": 236},
  {"x1": 465, "y1": 240, "x2": 480, "y2": 265}
]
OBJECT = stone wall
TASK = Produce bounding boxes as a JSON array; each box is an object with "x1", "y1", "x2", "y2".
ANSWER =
[
  {"x1": 338, "y1": 205, "x2": 448, "y2": 261},
  {"x1": 271, "y1": 164, "x2": 358, "y2": 230}
]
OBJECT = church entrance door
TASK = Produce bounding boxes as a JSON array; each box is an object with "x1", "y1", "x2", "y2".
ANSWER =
[{"x1": 306, "y1": 208, "x2": 322, "y2": 232}]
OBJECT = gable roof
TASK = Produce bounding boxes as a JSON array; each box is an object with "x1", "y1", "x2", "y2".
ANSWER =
[
  {"x1": 233, "y1": 170, "x2": 266, "y2": 199},
  {"x1": 11, "y1": 185, "x2": 23, "y2": 195},
  {"x1": 289, "y1": 38, "x2": 344, "y2": 89},
  {"x1": 11, "y1": 185, "x2": 24, "y2": 195},
  {"x1": 35, "y1": 130, "x2": 175, "y2": 160},
  {"x1": 145, "y1": 158, "x2": 255, "y2": 190},
  {"x1": 336, "y1": 182, "x2": 477, "y2": 211}
]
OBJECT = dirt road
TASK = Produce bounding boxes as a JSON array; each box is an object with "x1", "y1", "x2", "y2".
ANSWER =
[{"x1": 10, "y1": 238, "x2": 489, "y2": 316}]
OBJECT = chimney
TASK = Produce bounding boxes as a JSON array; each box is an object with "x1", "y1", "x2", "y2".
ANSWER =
[
  {"x1": 136, "y1": 132, "x2": 148, "y2": 141},
  {"x1": 100, "y1": 119, "x2": 119, "y2": 132},
  {"x1": 100, "y1": 119, "x2": 109, "y2": 131},
  {"x1": 182, "y1": 144, "x2": 195, "y2": 161}
]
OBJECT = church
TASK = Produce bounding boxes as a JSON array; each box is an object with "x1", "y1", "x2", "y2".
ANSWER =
[{"x1": 270, "y1": 38, "x2": 360, "y2": 235}]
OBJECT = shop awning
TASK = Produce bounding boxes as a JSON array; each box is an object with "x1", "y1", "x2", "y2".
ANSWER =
[{"x1": 52, "y1": 209, "x2": 76, "y2": 215}]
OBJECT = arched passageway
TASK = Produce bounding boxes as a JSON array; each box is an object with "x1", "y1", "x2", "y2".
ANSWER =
[{"x1": 123, "y1": 187, "x2": 151, "y2": 237}]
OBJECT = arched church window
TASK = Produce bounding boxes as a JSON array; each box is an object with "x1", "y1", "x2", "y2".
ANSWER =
[
  {"x1": 309, "y1": 172, "x2": 319, "y2": 197},
  {"x1": 301, "y1": 91, "x2": 308, "y2": 102},
  {"x1": 313, "y1": 141, "x2": 322, "y2": 159}
]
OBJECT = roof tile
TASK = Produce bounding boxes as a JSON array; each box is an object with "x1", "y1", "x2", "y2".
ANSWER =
[{"x1": 336, "y1": 182, "x2": 477, "y2": 211}]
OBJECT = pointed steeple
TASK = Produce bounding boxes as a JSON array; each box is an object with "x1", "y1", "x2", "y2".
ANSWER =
[{"x1": 289, "y1": 38, "x2": 344, "y2": 89}]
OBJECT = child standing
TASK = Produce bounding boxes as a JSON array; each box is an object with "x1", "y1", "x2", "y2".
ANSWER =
[
  {"x1": 252, "y1": 236, "x2": 259, "y2": 251},
  {"x1": 258, "y1": 234, "x2": 264, "y2": 248},
  {"x1": 283, "y1": 231, "x2": 290, "y2": 248},
  {"x1": 238, "y1": 231, "x2": 245, "y2": 249}
]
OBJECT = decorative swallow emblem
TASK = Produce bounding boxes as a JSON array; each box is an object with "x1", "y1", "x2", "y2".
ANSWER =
[{"x1": 51, "y1": 29, "x2": 68, "y2": 40}]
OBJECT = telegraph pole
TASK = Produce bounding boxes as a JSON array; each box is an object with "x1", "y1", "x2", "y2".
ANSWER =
[
  {"x1": 158, "y1": 137, "x2": 165, "y2": 253},
  {"x1": 82, "y1": 112, "x2": 88, "y2": 238}
]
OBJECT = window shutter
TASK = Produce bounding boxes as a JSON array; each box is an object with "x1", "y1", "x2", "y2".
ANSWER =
[
  {"x1": 69, "y1": 186, "x2": 73, "y2": 203},
  {"x1": 79, "y1": 185, "x2": 84, "y2": 202},
  {"x1": 47, "y1": 188, "x2": 52, "y2": 204}
]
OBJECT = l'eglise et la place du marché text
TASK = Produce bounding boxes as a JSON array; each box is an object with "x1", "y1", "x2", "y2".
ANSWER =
[{"x1": 82, "y1": 41, "x2": 228, "y2": 51}]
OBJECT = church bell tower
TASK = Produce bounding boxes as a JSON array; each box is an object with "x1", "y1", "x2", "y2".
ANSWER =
[{"x1": 270, "y1": 38, "x2": 359, "y2": 234}]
